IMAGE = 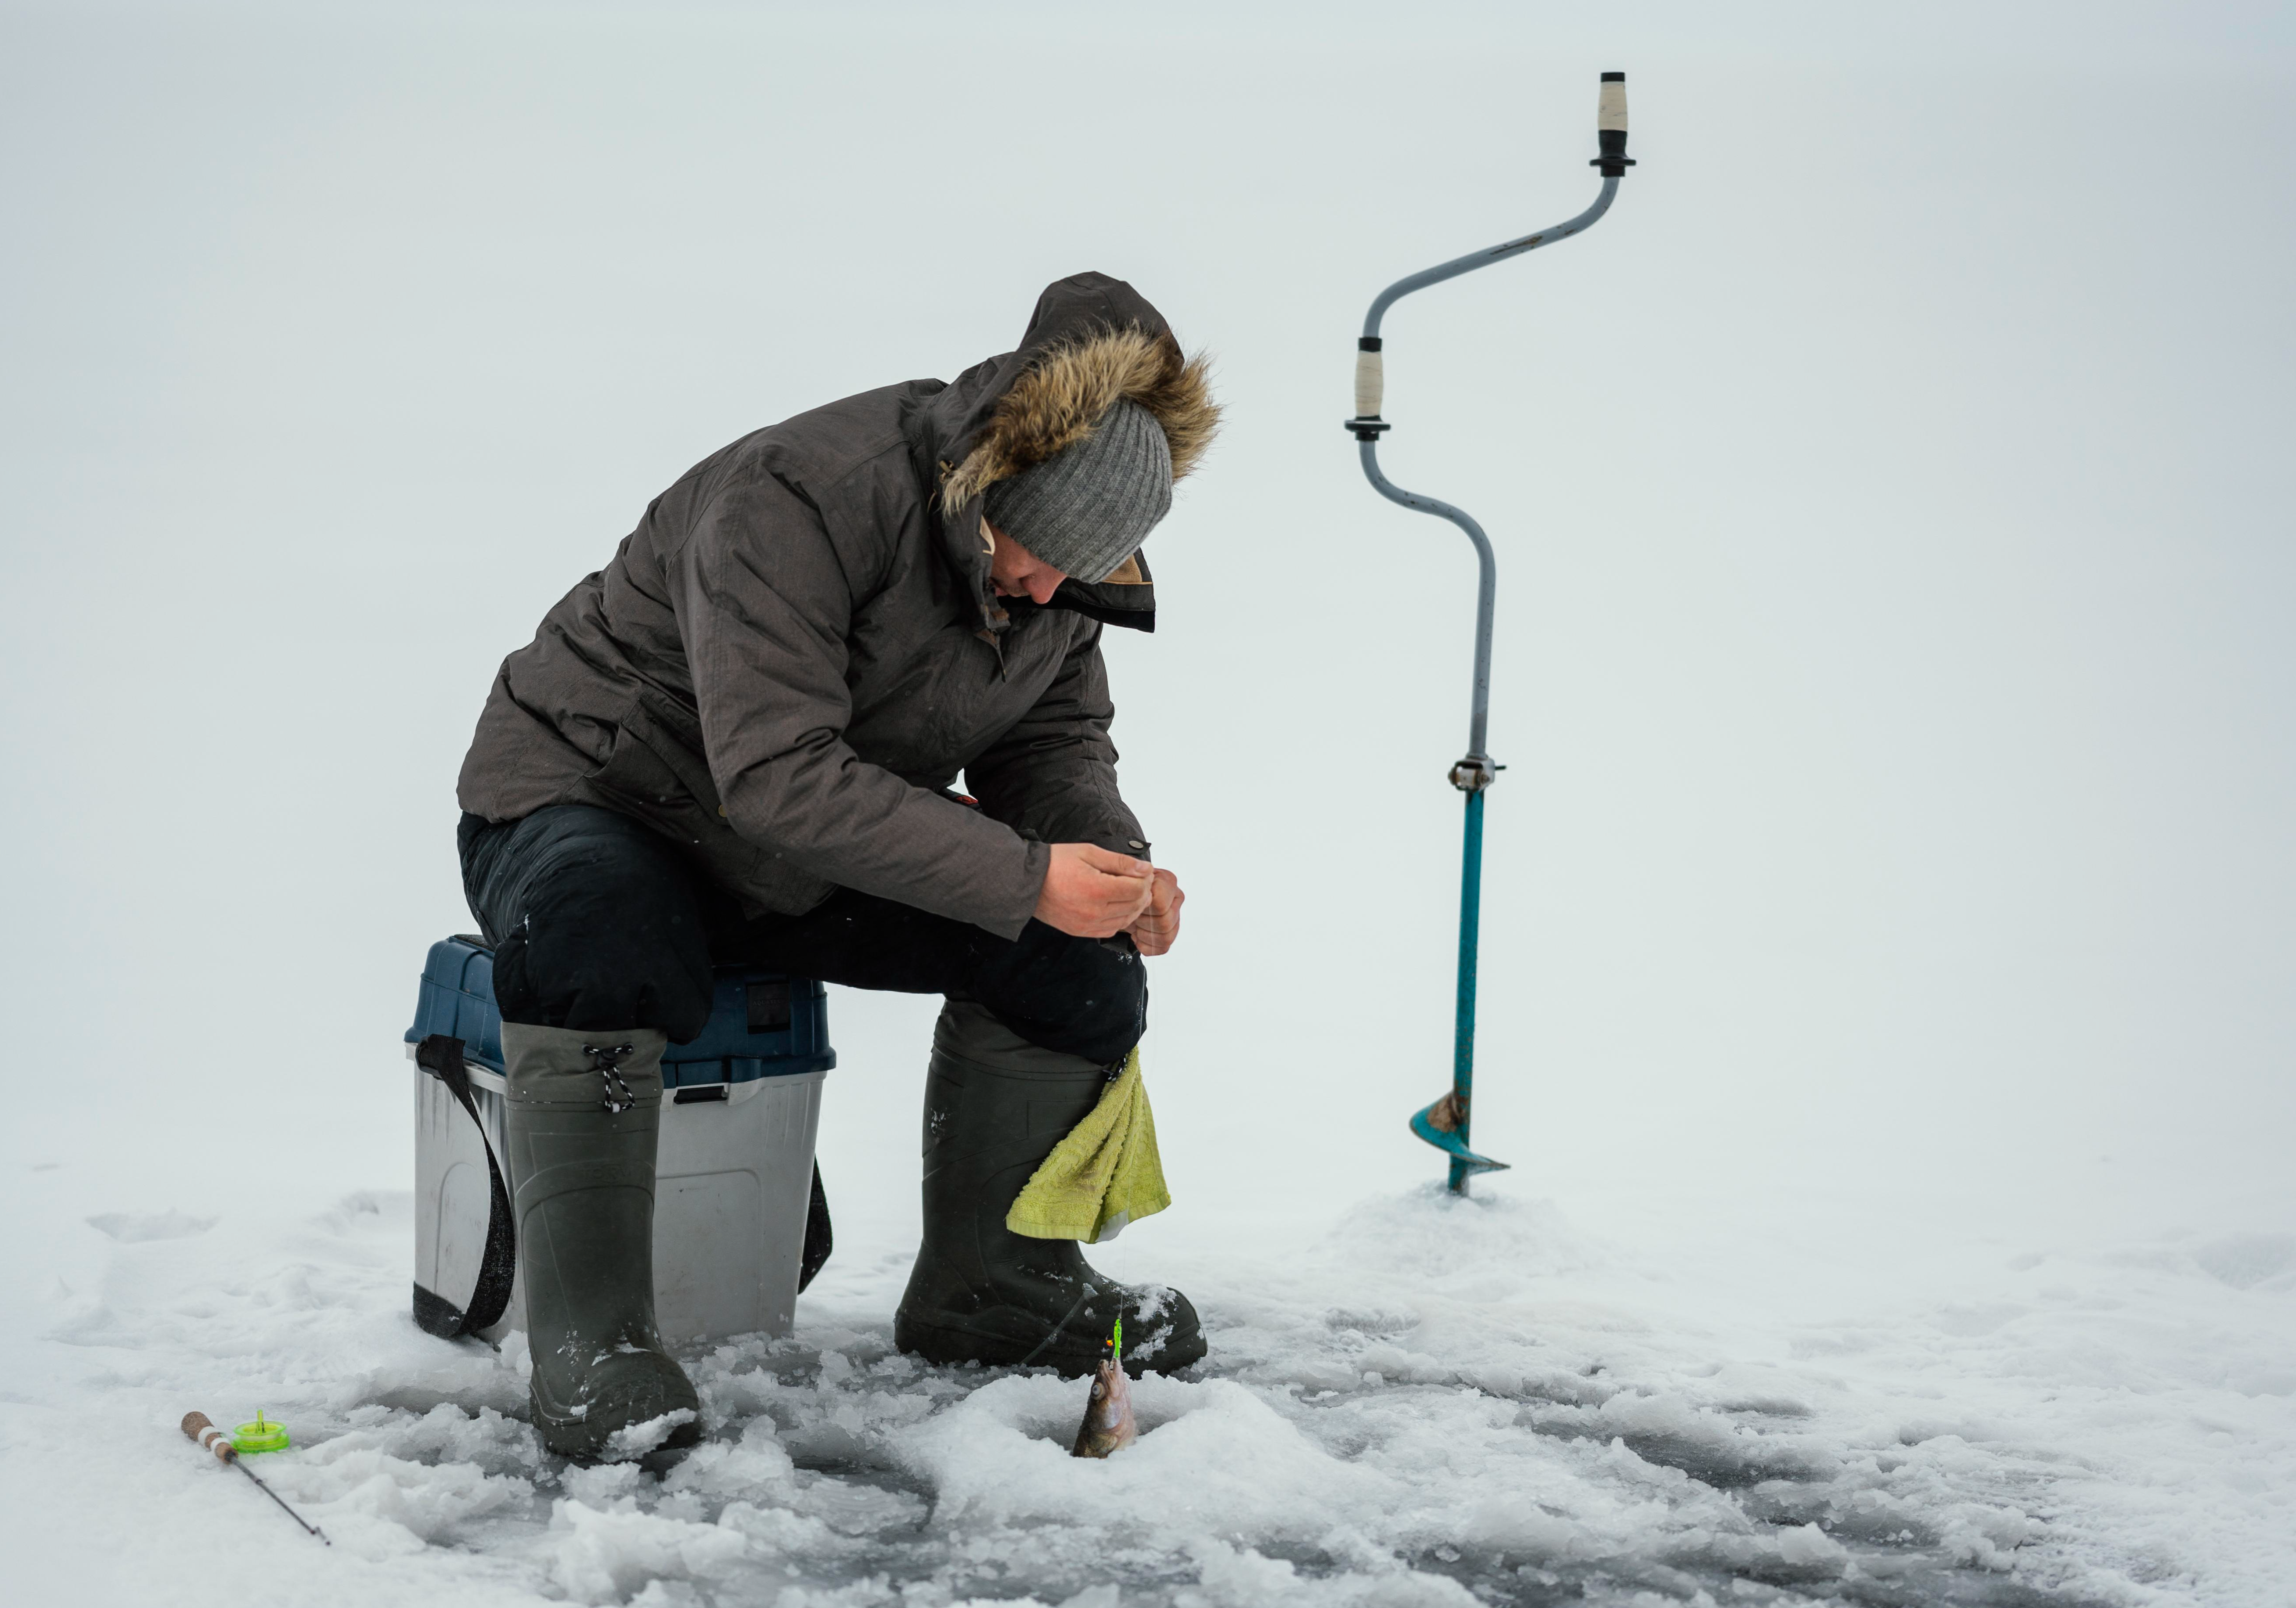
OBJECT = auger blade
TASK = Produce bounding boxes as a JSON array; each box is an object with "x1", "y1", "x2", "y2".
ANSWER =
[{"x1": 1409, "y1": 1094, "x2": 1510, "y2": 1176}]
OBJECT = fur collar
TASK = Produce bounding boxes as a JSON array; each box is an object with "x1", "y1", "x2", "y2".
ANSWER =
[{"x1": 939, "y1": 325, "x2": 1220, "y2": 518}]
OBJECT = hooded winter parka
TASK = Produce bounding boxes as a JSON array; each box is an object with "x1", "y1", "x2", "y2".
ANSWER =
[{"x1": 456, "y1": 274, "x2": 1219, "y2": 941}]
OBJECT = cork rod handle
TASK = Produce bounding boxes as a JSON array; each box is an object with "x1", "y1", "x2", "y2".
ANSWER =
[{"x1": 181, "y1": 1410, "x2": 237, "y2": 1463}]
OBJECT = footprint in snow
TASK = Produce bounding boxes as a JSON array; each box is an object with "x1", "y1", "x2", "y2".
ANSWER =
[
  {"x1": 86, "y1": 1211, "x2": 218, "y2": 1242},
  {"x1": 2191, "y1": 1231, "x2": 2296, "y2": 1291}
]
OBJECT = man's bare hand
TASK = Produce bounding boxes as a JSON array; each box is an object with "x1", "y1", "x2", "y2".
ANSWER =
[
  {"x1": 1035, "y1": 843, "x2": 1154, "y2": 939},
  {"x1": 1128, "y1": 867, "x2": 1184, "y2": 956}
]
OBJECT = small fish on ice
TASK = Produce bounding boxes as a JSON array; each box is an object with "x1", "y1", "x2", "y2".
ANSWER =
[{"x1": 1072, "y1": 1319, "x2": 1138, "y2": 1459}]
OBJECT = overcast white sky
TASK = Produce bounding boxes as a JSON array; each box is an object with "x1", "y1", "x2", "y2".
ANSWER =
[{"x1": 2, "y1": 1, "x2": 2290, "y2": 1253}]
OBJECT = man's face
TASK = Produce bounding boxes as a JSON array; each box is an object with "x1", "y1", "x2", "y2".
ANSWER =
[{"x1": 984, "y1": 520, "x2": 1071, "y2": 606}]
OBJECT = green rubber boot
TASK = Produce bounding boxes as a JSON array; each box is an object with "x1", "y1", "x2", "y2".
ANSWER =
[
  {"x1": 894, "y1": 1003, "x2": 1207, "y2": 1376},
  {"x1": 502, "y1": 1023, "x2": 702, "y2": 1462}
]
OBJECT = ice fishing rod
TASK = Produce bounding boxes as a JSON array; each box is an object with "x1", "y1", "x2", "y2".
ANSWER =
[
  {"x1": 1348, "y1": 72, "x2": 1635, "y2": 1195},
  {"x1": 181, "y1": 1411, "x2": 330, "y2": 1543}
]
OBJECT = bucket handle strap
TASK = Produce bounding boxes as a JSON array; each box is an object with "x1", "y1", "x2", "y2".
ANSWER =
[{"x1": 414, "y1": 1034, "x2": 518, "y2": 1340}]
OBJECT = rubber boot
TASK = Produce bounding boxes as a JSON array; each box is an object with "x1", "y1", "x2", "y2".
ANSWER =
[
  {"x1": 502, "y1": 1023, "x2": 702, "y2": 1461},
  {"x1": 894, "y1": 1003, "x2": 1207, "y2": 1376}
]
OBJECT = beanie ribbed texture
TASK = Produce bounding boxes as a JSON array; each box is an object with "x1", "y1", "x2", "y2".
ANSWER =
[{"x1": 983, "y1": 397, "x2": 1172, "y2": 583}]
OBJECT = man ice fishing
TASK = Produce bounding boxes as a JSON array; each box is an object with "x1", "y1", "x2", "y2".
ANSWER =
[{"x1": 454, "y1": 273, "x2": 1219, "y2": 1459}]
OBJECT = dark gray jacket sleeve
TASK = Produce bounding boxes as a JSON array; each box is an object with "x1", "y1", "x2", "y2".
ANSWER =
[
  {"x1": 964, "y1": 619, "x2": 1148, "y2": 856},
  {"x1": 674, "y1": 475, "x2": 1051, "y2": 938}
]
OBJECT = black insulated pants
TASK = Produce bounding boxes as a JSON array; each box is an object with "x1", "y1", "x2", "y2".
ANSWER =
[{"x1": 458, "y1": 805, "x2": 1146, "y2": 1066}]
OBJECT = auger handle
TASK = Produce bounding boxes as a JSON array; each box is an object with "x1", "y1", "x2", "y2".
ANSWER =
[
  {"x1": 1593, "y1": 72, "x2": 1635, "y2": 177},
  {"x1": 1354, "y1": 340, "x2": 1384, "y2": 422},
  {"x1": 1347, "y1": 70, "x2": 1632, "y2": 443}
]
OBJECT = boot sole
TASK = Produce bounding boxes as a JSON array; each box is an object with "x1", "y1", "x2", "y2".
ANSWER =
[
  {"x1": 532, "y1": 1367, "x2": 705, "y2": 1464},
  {"x1": 896, "y1": 1312, "x2": 1207, "y2": 1377},
  {"x1": 535, "y1": 1407, "x2": 703, "y2": 1464}
]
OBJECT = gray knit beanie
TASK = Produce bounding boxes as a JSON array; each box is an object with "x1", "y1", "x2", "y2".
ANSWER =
[{"x1": 984, "y1": 397, "x2": 1172, "y2": 582}]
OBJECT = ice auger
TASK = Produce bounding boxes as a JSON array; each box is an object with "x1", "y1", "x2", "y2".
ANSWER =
[{"x1": 1347, "y1": 72, "x2": 1636, "y2": 1194}]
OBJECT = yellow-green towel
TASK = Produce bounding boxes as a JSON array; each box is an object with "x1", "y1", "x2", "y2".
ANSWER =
[{"x1": 1005, "y1": 1048, "x2": 1170, "y2": 1244}]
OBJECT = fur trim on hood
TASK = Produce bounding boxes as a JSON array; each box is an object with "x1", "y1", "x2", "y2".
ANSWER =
[{"x1": 940, "y1": 325, "x2": 1220, "y2": 518}]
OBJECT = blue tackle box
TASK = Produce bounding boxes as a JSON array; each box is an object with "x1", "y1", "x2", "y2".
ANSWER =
[{"x1": 404, "y1": 936, "x2": 836, "y2": 1087}]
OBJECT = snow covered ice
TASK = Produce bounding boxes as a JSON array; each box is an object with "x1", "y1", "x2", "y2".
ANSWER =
[
  {"x1": 6, "y1": 7, "x2": 2296, "y2": 1606},
  {"x1": 6, "y1": 1167, "x2": 2292, "y2": 1607}
]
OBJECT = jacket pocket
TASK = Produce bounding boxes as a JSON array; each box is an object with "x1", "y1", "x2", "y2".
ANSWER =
[
  {"x1": 584, "y1": 723, "x2": 694, "y2": 813},
  {"x1": 580, "y1": 719, "x2": 835, "y2": 917}
]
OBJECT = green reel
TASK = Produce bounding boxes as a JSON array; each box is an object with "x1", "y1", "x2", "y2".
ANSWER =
[{"x1": 231, "y1": 1411, "x2": 291, "y2": 1455}]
